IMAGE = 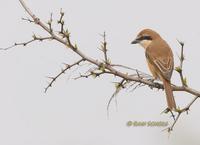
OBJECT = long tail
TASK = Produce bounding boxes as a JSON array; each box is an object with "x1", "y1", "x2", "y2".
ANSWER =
[{"x1": 163, "y1": 79, "x2": 176, "y2": 110}]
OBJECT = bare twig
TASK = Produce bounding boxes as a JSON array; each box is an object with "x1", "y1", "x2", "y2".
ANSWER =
[
  {"x1": 47, "y1": 13, "x2": 53, "y2": 32},
  {"x1": 107, "y1": 79, "x2": 126, "y2": 116},
  {"x1": 99, "y1": 32, "x2": 109, "y2": 64},
  {"x1": 73, "y1": 70, "x2": 112, "y2": 80},
  {"x1": 45, "y1": 59, "x2": 85, "y2": 92},
  {"x1": 0, "y1": 36, "x2": 53, "y2": 50},
  {"x1": 22, "y1": 17, "x2": 34, "y2": 23},
  {"x1": 175, "y1": 40, "x2": 187, "y2": 86},
  {"x1": 57, "y1": 9, "x2": 65, "y2": 36}
]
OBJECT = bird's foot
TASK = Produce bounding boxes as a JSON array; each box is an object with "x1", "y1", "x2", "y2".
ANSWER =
[
  {"x1": 148, "y1": 78, "x2": 162, "y2": 89},
  {"x1": 161, "y1": 107, "x2": 176, "y2": 121}
]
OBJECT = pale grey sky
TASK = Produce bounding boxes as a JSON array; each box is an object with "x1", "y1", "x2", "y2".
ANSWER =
[{"x1": 0, "y1": 0, "x2": 200, "y2": 145}]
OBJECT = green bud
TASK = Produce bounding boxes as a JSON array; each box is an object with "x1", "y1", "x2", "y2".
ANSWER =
[
  {"x1": 32, "y1": 34, "x2": 36, "y2": 40},
  {"x1": 175, "y1": 66, "x2": 182, "y2": 73},
  {"x1": 60, "y1": 11, "x2": 64, "y2": 16},
  {"x1": 65, "y1": 29, "x2": 70, "y2": 37},
  {"x1": 183, "y1": 77, "x2": 188, "y2": 86},
  {"x1": 61, "y1": 20, "x2": 65, "y2": 25},
  {"x1": 47, "y1": 20, "x2": 51, "y2": 25},
  {"x1": 99, "y1": 63, "x2": 106, "y2": 72},
  {"x1": 115, "y1": 83, "x2": 120, "y2": 89},
  {"x1": 74, "y1": 44, "x2": 78, "y2": 50}
]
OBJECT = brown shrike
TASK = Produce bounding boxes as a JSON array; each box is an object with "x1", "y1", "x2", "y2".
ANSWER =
[{"x1": 131, "y1": 29, "x2": 176, "y2": 111}]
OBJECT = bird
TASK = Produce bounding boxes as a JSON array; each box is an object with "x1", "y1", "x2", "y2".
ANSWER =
[{"x1": 131, "y1": 29, "x2": 176, "y2": 111}]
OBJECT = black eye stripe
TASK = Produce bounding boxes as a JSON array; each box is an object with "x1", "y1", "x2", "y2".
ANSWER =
[
  {"x1": 137, "y1": 36, "x2": 152, "y2": 41},
  {"x1": 143, "y1": 36, "x2": 152, "y2": 40}
]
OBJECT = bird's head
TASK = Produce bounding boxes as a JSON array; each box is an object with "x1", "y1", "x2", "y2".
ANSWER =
[{"x1": 131, "y1": 29, "x2": 160, "y2": 49}]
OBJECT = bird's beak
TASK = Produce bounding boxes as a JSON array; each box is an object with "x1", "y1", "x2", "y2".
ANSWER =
[{"x1": 131, "y1": 39, "x2": 140, "y2": 44}]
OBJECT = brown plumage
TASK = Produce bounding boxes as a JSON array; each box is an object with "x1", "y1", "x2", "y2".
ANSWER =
[{"x1": 131, "y1": 29, "x2": 176, "y2": 110}]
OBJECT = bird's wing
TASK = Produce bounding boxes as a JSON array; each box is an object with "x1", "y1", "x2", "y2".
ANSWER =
[
  {"x1": 145, "y1": 50, "x2": 174, "y2": 81},
  {"x1": 154, "y1": 56, "x2": 173, "y2": 80}
]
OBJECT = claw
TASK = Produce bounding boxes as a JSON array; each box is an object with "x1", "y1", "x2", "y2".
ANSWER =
[{"x1": 161, "y1": 107, "x2": 176, "y2": 121}]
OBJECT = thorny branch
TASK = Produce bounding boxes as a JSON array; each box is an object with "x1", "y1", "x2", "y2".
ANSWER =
[
  {"x1": 163, "y1": 95, "x2": 199, "y2": 132},
  {"x1": 44, "y1": 58, "x2": 85, "y2": 93},
  {"x1": 2, "y1": 0, "x2": 199, "y2": 132},
  {"x1": 0, "y1": 35, "x2": 53, "y2": 50},
  {"x1": 175, "y1": 40, "x2": 187, "y2": 87},
  {"x1": 99, "y1": 32, "x2": 109, "y2": 64}
]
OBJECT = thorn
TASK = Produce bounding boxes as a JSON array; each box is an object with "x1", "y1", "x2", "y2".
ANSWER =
[
  {"x1": 60, "y1": 8, "x2": 64, "y2": 16},
  {"x1": 176, "y1": 39, "x2": 184, "y2": 47}
]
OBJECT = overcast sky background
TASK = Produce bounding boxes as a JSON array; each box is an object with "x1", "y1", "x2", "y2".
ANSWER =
[{"x1": 0, "y1": 0, "x2": 200, "y2": 145}]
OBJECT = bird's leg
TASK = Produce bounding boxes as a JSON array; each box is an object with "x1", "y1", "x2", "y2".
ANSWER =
[{"x1": 148, "y1": 77, "x2": 162, "y2": 89}]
